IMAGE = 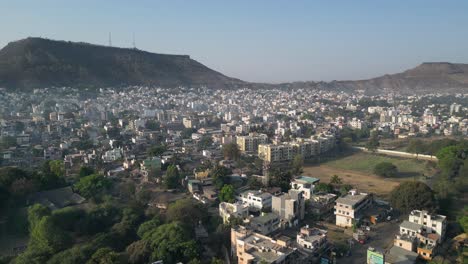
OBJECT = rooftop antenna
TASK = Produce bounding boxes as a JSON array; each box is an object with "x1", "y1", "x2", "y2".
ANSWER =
[
  {"x1": 132, "y1": 32, "x2": 136, "y2": 49},
  {"x1": 108, "y1": 32, "x2": 112, "y2": 47}
]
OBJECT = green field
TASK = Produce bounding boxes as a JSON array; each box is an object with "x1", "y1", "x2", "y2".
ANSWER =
[{"x1": 323, "y1": 152, "x2": 434, "y2": 178}]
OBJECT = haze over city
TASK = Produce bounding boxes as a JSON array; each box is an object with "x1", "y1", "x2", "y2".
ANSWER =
[{"x1": 0, "y1": 1, "x2": 467, "y2": 264}]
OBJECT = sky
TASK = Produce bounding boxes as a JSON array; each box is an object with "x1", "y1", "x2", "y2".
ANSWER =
[{"x1": 1, "y1": 0, "x2": 468, "y2": 83}]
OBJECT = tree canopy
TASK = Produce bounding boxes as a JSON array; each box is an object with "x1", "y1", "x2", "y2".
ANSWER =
[
  {"x1": 219, "y1": 185, "x2": 235, "y2": 203},
  {"x1": 74, "y1": 174, "x2": 111, "y2": 200},
  {"x1": 373, "y1": 162, "x2": 398, "y2": 177},
  {"x1": 389, "y1": 181, "x2": 435, "y2": 213}
]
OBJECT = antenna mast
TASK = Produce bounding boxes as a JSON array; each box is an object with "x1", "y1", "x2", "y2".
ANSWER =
[
  {"x1": 108, "y1": 32, "x2": 112, "y2": 47},
  {"x1": 132, "y1": 32, "x2": 136, "y2": 49}
]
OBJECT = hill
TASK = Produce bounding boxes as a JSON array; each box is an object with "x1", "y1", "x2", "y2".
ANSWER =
[
  {"x1": 0, "y1": 38, "x2": 467, "y2": 94},
  {"x1": 279, "y1": 62, "x2": 468, "y2": 94},
  {"x1": 0, "y1": 37, "x2": 244, "y2": 90}
]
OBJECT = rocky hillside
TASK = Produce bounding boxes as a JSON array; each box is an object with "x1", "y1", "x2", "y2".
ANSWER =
[{"x1": 0, "y1": 37, "x2": 244, "y2": 90}]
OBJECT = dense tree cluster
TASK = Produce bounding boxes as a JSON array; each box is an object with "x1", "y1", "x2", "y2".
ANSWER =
[
  {"x1": 373, "y1": 162, "x2": 398, "y2": 177},
  {"x1": 389, "y1": 181, "x2": 435, "y2": 214}
]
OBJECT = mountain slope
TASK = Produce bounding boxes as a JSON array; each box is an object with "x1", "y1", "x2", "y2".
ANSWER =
[
  {"x1": 306, "y1": 62, "x2": 468, "y2": 94},
  {"x1": 0, "y1": 37, "x2": 243, "y2": 90},
  {"x1": 0, "y1": 38, "x2": 467, "y2": 94}
]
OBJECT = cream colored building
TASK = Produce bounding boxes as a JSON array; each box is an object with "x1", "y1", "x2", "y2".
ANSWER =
[
  {"x1": 236, "y1": 133, "x2": 268, "y2": 153},
  {"x1": 334, "y1": 189, "x2": 372, "y2": 227},
  {"x1": 219, "y1": 201, "x2": 249, "y2": 224},
  {"x1": 258, "y1": 134, "x2": 335, "y2": 163}
]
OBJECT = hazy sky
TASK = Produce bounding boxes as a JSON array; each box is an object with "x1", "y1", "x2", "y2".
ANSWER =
[{"x1": 1, "y1": 0, "x2": 467, "y2": 83}]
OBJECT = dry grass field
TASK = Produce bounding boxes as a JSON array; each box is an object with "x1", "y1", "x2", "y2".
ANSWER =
[{"x1": 303, "y1": 152, "x2": 436, "y2": 197}]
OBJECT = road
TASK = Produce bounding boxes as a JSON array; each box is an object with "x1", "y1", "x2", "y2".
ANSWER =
[{"x1": 337, "y1": 221, "x2": 400, "y2": 264}]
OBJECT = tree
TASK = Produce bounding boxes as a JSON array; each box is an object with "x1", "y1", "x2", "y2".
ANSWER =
[
  {"x1": 291, "y1": 154, "x2": 304, "y2": 175},
  {"x1": 137, "y1": 218, "x2": 161, "y2": 239},
  {"x1": 87, "y1": 247, "x2": 125, "y2": 264},
  {"x1": 389, "y1": 181, "x2": 435, "y2": 213},
  {"x1": 458, "y1": 207, "x2": 468, "y2": 233},
  {"x1": 211, "y1": 258, "x2": 224, "y2": 264},
  {"x1": 28, "y1": 204, "x2": 51, "y2": 231},
  {"x1": 126, "y1": 240, "x2": 150, "y2": 264},
  {"x1": 79, "y1": 166, "x2": 95, "y2": 178},
  {"x1": 145, "y1": 120, "x2": 160, "y2": 130},
  {"x1": 143, "y1": 222, "x2": 199, "y2": 263},
  {"x1": 373, "y1": 162, "x2": 398, "y2": 177},
  {"x1": 366, "y1": 131, "x2": 380, "y2": 151},
  {"x1": 315, "y1": 183, "x2": 333, "y2": 193},
  {"x1": 166, "y1": 199, "x2": 206, "y2": 229},
  {"x1": 74, "y1": 174, "x2": 111, "y2": 200},
  {"x1": 147, "y1": 145, "x2": 166, "y2": 157},
  {"x1": 222, "y1": 143, "x2": 240, "y2": 161},
  {"x1": 219, "y1": 185, "x2": 235, "y2": 203},
  {"x1": 164, "y1": 165, "x2": 180, "y2": 189},
  {"x1": 199, "y1": 136, "x2": 213, "y2": 148},
  {"x1": 268, "y1": 169, "x2": 292, "y2": 192},
  {"x1": 0, "y1": 136, "x2": 16, "y2": 149},
  {"x1": 330, "y1": 175, "x2": 343, "y2": 185},
  {"x1": 210, "y1": 165, "x2": 231, "y2": 189},
  {"x1": 49, "y1": 160, "x2": 65, "y2": 178},
  {"x1": 181, "y1": 128, "x2": 196, "y2": 139}
]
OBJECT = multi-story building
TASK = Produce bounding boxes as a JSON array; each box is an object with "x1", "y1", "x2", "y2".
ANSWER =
[
  {"x1": 219, "y1": 201, "x2": 250, "y2": 224},
  {"x1": 334, "y1": 189, "x2": 372, "y2": 227},
  {"x1": 290, "y1": 176, "x2": 320, "y2": 200},
  {"x1": 237, "y1": 190, "x2": 273, "y2": 211},
  {"x1": 296, "y1": 225, "x2": 328, "y2": 252},
  {"x1": 393, "y1": 210, "x2": 447, "y2": 261},
  {"x1": 272, "y1": 189, "x2": 305, "y2": 226},
  {"x1": 408, "y1": 210, "x2": 447, "y2": 242},
  {"x1": 236, "y1": 133, "x2": 268, "y2": 153},
  {"x1": 231, "y1": 226, "x2": 295, "y2": 264},
  {"x1": 248, "y1": 212, "x2": 280, "y2": 235},
  {"x1": 258, "y1": 134, "x2": 335, "y2": 163}
]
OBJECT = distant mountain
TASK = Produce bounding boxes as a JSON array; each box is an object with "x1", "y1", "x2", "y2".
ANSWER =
[
  {"x1": 0, "y1": 38, "x2": 467, "y2": 94},
  {"x1": 279, "y1": 62, "x2": 468, "y2": 94},
  {"x1": 0, "y1": 37, "x2": 244, "y2": 90}
]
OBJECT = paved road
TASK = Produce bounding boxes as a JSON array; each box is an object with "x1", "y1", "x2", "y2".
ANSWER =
[{"x1": 337, "y1": 221, "x2": 400, "y2": 264}]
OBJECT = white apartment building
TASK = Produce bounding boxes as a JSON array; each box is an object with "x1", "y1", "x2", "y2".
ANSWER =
[
  {"x1": 290, "y1": 176, "x2": 320, "y2": 200},
  {"x1": 334, "y1": 189, "x2": 372, "y2": 227},
  {"x1": 408, "y1": 210, "x2": 447, "y2": 242},
  {"x1": 237, "y1": 190, "x2": 272, "y2": 211},
  {"x1": 219, "y1": 201, "x2": 249, "y2": 224}
]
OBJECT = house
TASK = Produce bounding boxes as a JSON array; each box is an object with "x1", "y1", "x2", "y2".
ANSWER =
[
  {"x1": 231, "y1": 226, "x2": 296, "y2": 264},
  {"x1": 290, "y1": 176, "x2": 320, "y2": 200},
  {"x1": 219, "y1": 201, "x2": 249, "y2": 224},
  {"x1": 248, "y1": 212, "x2": 280, "y2": 235},
  {"x1": 272, "y1": 189, "x2": 305, "y2": 227},
  {"x1": 393, "y1": 211, "x2": 447, "y2": 261},
  {"x1": 237, "y1": 190, "x2": 273, "y2": 211},
  {"x1": 408, "y1": 210, "x2": 447, "y2": 242},
  {"x1": 334, "y1": 189, "x2": 372, "y2": 227},
  {"x1": 296, "y1": 225, "x2": 328, "y2": 252}
]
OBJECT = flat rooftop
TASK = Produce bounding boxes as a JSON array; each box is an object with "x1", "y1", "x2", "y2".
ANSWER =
[
  {"x1": 335, "y1": 192, "x2": 369, "y2": 207},
  {"x1": 400, "y1": 220, "x2": 423, "y2": 232},
  {"x1": 293, "y1": 176, "x2": 320, "y2": 184}
]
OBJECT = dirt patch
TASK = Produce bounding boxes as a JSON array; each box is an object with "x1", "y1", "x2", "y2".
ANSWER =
[{"x1": 302, "y1": 165, "x2": 400, "y2": 198}]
